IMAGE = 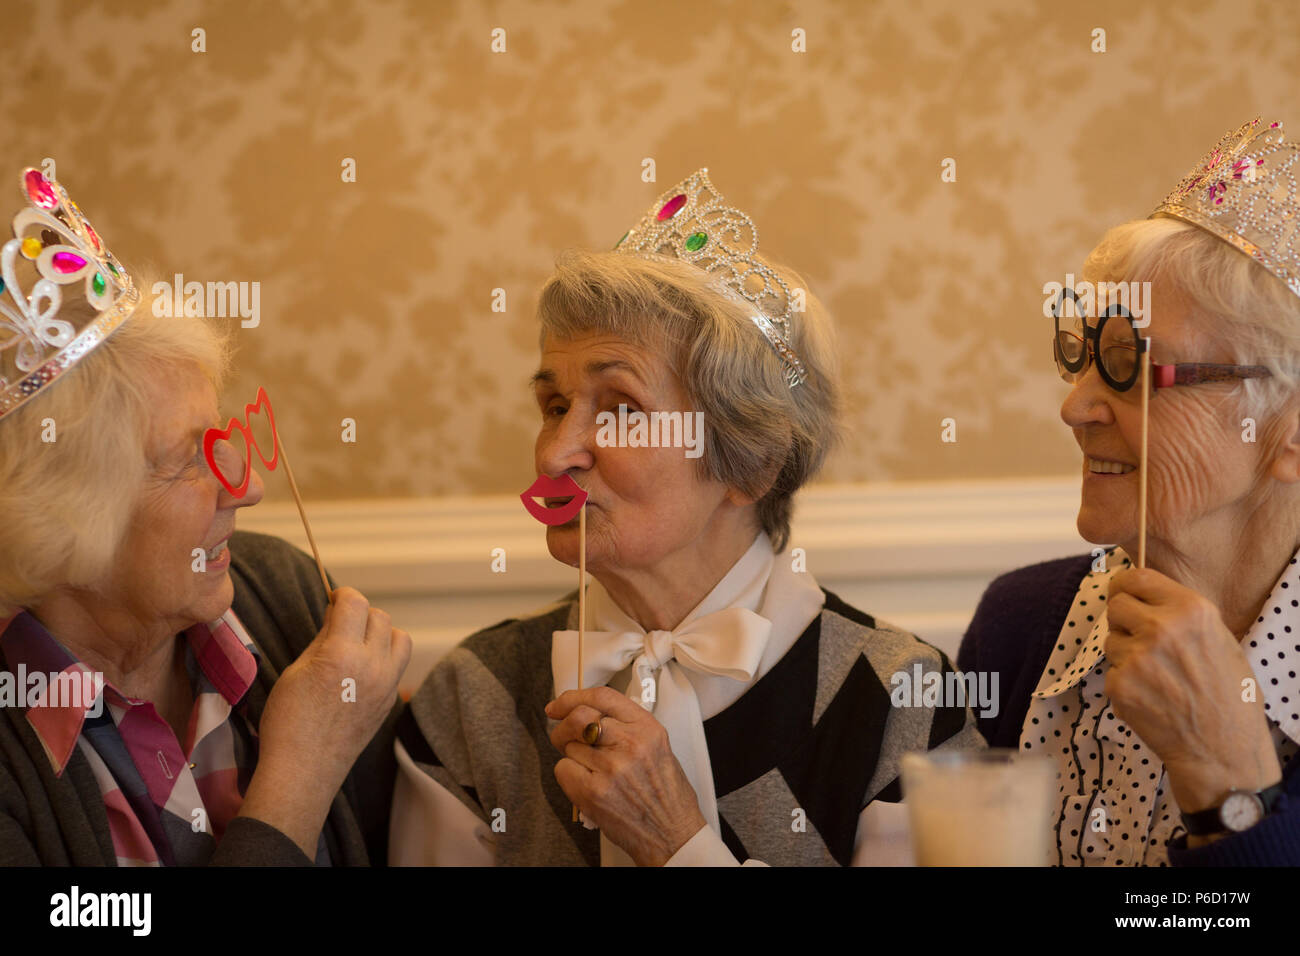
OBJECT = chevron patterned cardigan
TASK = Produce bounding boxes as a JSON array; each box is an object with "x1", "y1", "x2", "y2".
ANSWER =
[{"x1": 398, "y1": 589, "x2": 984, "y2": 866}]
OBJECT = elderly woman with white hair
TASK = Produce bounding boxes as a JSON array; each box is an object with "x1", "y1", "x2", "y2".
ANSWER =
[
  {"x1": 391, "y1": 169, "x2": 984, "y2": 866},
  {"x1": 0, "y1": 168, "x2": 410, "y2": 865},
  {"x1": 960, "y1": 119, "x2": 1300, "y2": 865}
]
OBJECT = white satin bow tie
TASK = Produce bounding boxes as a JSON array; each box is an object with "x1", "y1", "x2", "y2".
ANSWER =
[{"x1": 553, "y1": 605, "x2": 773, "y2": 699}]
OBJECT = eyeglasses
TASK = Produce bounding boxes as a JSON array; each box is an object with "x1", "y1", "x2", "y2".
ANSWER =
[
  {"x1": 203, "y1": 386, "x2": 279, "y2": 498},
  {"x1": 1050, "y1": 289, "x2": 1271, "y2": 393},
  {"x1": 205, "y1": 435, "x2": 251, "y2": 492}
]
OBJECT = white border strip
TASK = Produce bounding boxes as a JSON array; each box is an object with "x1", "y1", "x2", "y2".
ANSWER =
[
  {"x1": 235, "y1": 477, "x2": 1091, "y2": 592},
  {"x1": 236, "y1": 477, "x2": 1092, "y2": 689}
]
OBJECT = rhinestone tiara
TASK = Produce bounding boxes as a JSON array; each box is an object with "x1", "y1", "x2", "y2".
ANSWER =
[
  {"x1": 1152, "y1": 118, "x2": 1300, "y2": 300},
  {"x1": 0, "y1": 168, "x2": 138, "y2": 421},
  {"x1": 613, "y1": 168, "x2": 808, "y2": 388}
]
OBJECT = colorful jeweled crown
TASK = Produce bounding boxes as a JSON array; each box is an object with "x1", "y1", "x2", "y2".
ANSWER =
[
  {"x1": 614, "y1": 169, "x2": 808, "y2": 387},
  {"x1": 0, "y1": 168, "x2": 137, "y2": 420},
  {"x1": 1152, "y1": 118, "x2": 1300, "y2": 299}
]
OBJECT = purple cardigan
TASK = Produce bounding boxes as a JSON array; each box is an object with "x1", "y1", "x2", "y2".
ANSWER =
[{"x1": 958, "y1": 554, "x2": 1300, "y2": 866}]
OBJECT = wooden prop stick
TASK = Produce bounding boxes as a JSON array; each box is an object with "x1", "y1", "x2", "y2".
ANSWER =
[
  {"x1": 516, "y1": 472, "x2": 589, "y2": 823},
  {"x1": 279, "y1": 438, "x2": 333, "y2": 604},
  {"x1": 1138, "y1": 347, "x2": 1151, "y2": 570},
  {"x1": 573, "y1": 502, "x2": 587, "y2": 823},
  {"x1": 579, "y1": 502, "x2": 587, "y2": 684}
]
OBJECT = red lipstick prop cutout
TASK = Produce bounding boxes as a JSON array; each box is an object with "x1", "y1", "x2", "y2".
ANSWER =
[
  {"x1": 204, "y1": 386, "x2": 333, "y2": 603},
  {"x1": 521, "y1": 472, "x2": 589, "y2": 823},
  {"x1": 520, "y1": 473, "x2": 589, "y2": 525}
]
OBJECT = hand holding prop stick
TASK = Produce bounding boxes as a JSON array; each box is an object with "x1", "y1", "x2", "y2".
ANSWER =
[
  {"x1": 204, "y1": 386, "x2": 333, "y2": 604},
  {"x1": 519, "y1": 472, "x2": 590, "y2": 822}
]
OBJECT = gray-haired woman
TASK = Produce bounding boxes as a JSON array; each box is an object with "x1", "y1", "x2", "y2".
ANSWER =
[
  {"x1": 0, "y1": 167, "x2": 409, "y2": 865},
  {"x1": 391, "y1": 169, "x2": 984, "y2": 866},
  {"x1": 961, "y1": 119, "x2": 1300, "y2": 865}
]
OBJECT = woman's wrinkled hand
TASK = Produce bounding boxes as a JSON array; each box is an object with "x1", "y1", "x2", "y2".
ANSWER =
[
  {"x1": 259, "y1": 586, "x2": 411, "y2": 779},
  {"x1": 240, "y1": 587, "x2": 411, "y2": 855},
  {"x1": 1105, "y1": 567, "x2": 1281, "y2": 817},
  {"x1": 546, "y1": 686, "x2": 707, "y2": 866}
]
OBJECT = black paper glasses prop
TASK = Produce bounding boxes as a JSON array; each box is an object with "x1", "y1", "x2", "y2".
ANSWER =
[
  {"x1": 1050, "y1": 289, "x2": 1271, "y2": 393},
  {"x1": 1050, "y1": 288, "x2": 1271, "y2": 568}
]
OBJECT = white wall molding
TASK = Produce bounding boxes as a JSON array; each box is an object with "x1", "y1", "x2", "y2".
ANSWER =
[{"x1": 237, "y1": 478, "x2": 1092, "y2": 692}]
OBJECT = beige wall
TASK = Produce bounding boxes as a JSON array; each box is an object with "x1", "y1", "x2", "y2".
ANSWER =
[{"x1": 5, "y1": 0, "x2": 1297, "y2": 504}]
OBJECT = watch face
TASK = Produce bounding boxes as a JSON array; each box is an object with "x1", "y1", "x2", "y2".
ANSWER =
[{"x1": 1221, "y1": 792, "x2": 1264, "y2": 831}]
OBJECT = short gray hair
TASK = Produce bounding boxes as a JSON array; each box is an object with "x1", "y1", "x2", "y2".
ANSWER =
[
  {"x1": 0, "y1": 281, "x2": 229, "y2": 614},
  {"x1": 536, "y1": 250, "x2": 840, "y2": 551},
  {"x1": 1082, "y1": 217, "x2": 1300, "y2": 417}
]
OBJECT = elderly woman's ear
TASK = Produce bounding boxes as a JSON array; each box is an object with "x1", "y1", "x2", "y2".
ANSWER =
[
  {"x1": 1266, "y1": 401, "x2": 1300, "y2": 484},
  {"x1": 722, "y1": 485, "x2": 761, "y2": 508},
  {"x1": 721, "y1": 455, "x2": 785, "y2": 508}
]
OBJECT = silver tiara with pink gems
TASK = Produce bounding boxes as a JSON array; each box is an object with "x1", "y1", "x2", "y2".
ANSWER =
[
  {"x1": 1153, "y1": 118, "x2": 1300, "y2": 300},
  {"x1": 614, "y1": 169, "x2": 808, "y2": 388},
  {"x1": 0, "y1": 168, "x2": 138, "y2": 420}
]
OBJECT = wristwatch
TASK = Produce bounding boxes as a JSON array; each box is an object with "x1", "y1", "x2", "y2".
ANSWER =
[{"x1": 1181, "y1": 783, "x2": 1285, "y2": 836}]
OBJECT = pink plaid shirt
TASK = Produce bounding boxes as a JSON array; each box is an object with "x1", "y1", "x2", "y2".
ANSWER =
[{"x1": 1, "y1": 609, "x2": 265, "y2": 866}]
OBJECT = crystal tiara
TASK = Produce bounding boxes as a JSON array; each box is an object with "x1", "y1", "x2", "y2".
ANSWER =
[
  {"x1": 1152, "y1": 118, "x2": 1300, "y2": 300},
  {"x1": 614, "y1": 168, "x2": 808, "y2": 388},
  {"x1": 0, "y1": 168, "x2": 138, "y2": 420}
]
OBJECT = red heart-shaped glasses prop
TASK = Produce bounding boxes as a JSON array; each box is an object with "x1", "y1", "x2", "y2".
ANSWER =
[{"x1": 204, "y1": 385, "x2": 281, "y2": 498}]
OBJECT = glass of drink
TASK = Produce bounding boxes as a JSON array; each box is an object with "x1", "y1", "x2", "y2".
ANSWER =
[{"x1": 901, "y1": 749, "x2": 1056, "y2": 866}]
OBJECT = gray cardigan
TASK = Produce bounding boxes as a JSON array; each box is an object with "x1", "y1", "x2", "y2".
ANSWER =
[
  {"x1": 0, "y1": 531, "x2": 399, "y2": 866},
  {"x1": 400, "y1": 589, "x2": 984, "y2": 865}
]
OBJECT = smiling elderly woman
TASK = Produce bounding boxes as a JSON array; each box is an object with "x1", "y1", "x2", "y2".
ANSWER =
[
  {"x1": 0, "y1": 168, "x2": 409, "y2": 866},
  {"x1": 960, "y1": 119, "x2": 1300, "y2": 865},
  {"x1": 390, "y1": 170, "x2": 984, "y2": 866}
]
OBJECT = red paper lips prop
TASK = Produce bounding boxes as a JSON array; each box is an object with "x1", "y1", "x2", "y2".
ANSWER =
[
  {"x1": 204, "y1": 385, "x2": 280, "y2": 498},
  {"x1": 520, "y1": 473, "x2": 588, "y2": 526}
]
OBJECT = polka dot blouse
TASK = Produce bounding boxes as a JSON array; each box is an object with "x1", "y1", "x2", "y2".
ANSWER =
[{"x1": 1021, "y1": 548, "x2": 1300, "y2": 866}]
